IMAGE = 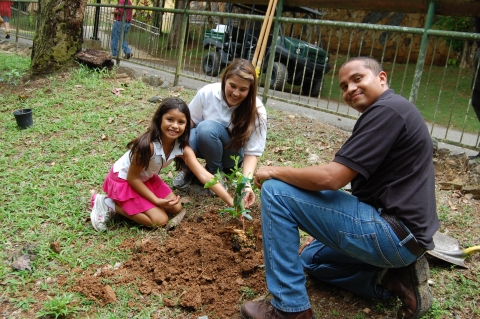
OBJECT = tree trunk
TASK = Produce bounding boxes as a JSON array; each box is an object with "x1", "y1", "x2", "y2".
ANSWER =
[
  {"x1": 459, "y1": 41, "x2": 477, "y2": 69},
  {"x1": 31, "y1": 0, "x2": 88, "y2": 75},
  {"x1": 166, "y1": 0, "x2": 187, "y2": 50},
  {"x1": 152, "y1": 0, "x2": 163, "y2": 32}
]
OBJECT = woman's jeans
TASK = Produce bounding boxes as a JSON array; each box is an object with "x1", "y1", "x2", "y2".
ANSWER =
[
  {"x1": 111, "y1": 20, "x2": 131, "y2": 57},
  {"x1": 189, "y1": 120, "x2": 243, "y2": 174},
  {"x1": 261, "y1": 179, "x2": 420, "y2": 312}
]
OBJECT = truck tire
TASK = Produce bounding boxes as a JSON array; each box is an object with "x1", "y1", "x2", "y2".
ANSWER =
[
  {"x1": 202, "y1": 52, "x2": 221, "y2": 76},
  {"x1": 270, "y1": 62, "x2": 287, "y2": 91},
  {"x1": 302, "y1": 78, "x2": 322, "y2": 97}
]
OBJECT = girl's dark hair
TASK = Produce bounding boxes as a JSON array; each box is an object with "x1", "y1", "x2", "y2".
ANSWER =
[
  {"x1": 127, "y1": 97, "x2": 191, "y2": 171},
  {"x1": 221, "y1": 58, "x2": 261, "y2": 150}
]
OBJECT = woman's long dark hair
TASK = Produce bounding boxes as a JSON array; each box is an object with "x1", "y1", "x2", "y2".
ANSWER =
[
  {"x1": 221, "y1": 59, "x2": 261, "y2": 151},
  {"x1": 126, "y1": 97, "x2": 191, "y2": 171}
]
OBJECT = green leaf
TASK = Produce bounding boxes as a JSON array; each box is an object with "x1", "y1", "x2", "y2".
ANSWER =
[
  {"x1": 241, "y1": 212, "x2": 253, "y2": 220},
  {"x1": 204, "y1": 176, "x2": 218, "y2": 189}
]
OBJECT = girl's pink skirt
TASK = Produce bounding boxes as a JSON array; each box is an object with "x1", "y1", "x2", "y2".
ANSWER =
[{"x1": 102, "y1": 168, "x2": 172, "y2": 216}]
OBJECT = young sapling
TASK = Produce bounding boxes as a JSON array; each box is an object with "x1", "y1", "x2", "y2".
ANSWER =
[{"x1": 204, "y1": 156, "x2": 254, "y2": 221}]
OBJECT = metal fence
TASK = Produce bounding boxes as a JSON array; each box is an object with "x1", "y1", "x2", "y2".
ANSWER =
[{"x1": 5, "y1": 1, "x2": 480, "y2": 150}]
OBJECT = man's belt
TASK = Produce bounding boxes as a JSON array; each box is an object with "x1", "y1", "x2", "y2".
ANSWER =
[
  {"x1": 114, "y1": 19, "x2": 131, "y2": 23},
  {"x1": 381, "y1": 213, "x2": 425, "y2": 257}
]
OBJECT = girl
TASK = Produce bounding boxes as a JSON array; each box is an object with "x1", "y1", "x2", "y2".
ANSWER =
[
  {"x1": 91, "y1": 97, "x2": 233, "y2": 231},
  {"x1": 173, "y1": 59, "x2": 267, "y2": 207}
]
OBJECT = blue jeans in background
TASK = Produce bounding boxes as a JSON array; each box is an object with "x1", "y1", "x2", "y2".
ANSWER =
[
  {"x1": 111, "y1": 20, "x2": 131, "y2": 57},
  {"x1": 260, "y1": 179, "x2": 420, "y2": 312},
  {"x1": 189, "y1": 120, "x2": 243, "y2": 174}
]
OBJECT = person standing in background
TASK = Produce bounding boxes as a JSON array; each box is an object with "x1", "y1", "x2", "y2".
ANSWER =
[
  {"x1": 0, "y1": 0, "x2": 12, "y2": 39},
  {"x1": 111, "y1": 0, "x2": 133, "y2": 59}
]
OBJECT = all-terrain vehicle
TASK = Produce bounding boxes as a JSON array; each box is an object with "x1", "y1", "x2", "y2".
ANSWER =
[{"x1": 201, "y1": 3, "x2": 331, "y2": 97}]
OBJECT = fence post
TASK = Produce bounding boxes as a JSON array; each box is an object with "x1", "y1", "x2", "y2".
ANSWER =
[
  {"x1": 91, "y1": 0, "x2": 101, "y2": 40},
  {"x1": 174, "y1": 1, "x2": 189, "y2": 86},
  {"x1": 262, "y1": 0, "x2": 284, "y2": 105},
  {"x1": 14, "y1": 0, "x2": 19, "y2": 44},
  {"x1": 409, "y1": 0, "x2": 436, "y2": 104}
]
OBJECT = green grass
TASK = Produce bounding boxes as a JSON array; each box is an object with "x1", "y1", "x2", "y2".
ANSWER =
[
  {"x1": 0, "y1": 54, "x2": 197, "y2": 316},
  {"x1": 1, "y1": 53, "x2": 479, "y2": 318}
]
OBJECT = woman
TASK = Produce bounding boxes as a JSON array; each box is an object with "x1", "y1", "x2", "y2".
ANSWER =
[{"x1": 173, "y1": 58, "x2": 267, "y2": 207}]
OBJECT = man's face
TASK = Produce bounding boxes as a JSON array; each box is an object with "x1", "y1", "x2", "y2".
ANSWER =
[{"x1": 339, "y1": 60, "x2": 388, "y2": 113}]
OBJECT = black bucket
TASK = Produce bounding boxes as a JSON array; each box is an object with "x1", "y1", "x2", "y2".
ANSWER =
[{"x1": 13, "y1": 108, "x2": 33, "y2": 129}]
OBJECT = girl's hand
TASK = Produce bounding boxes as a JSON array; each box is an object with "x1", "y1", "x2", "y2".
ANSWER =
[
  {"x1": 242, "y1": 187, "x2": 255, "y2": 208},
  {"x1": 298, "y1": 236, "x2": 315, "y2": 255},
  {"x1": 156, "y1": 195, "x2": 180, "y2": 207}
]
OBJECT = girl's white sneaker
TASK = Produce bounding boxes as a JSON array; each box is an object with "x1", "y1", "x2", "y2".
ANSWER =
[{"x1": 90, "y1": 194, "x2": 111, "y2": 232}]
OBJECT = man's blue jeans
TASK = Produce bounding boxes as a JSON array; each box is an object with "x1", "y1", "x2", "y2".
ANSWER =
[
  {"x1": 189, "y1": 120, "x2": 243, "y2": 174},
  {"x1": 261, "y1": 179, "x2": 420, "y2": 312},
  {"x1": 111, "y1": 20, "x2": 131, "y2": 57}
]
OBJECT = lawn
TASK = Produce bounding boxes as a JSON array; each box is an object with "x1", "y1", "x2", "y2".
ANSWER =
[{"x1": 1, "y1": 51, "x2": 479, "y2": 319}]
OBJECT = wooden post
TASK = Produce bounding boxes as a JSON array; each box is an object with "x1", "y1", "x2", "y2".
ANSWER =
[
  {"x1": 251, "y1": 0, "x2": 278, "y2": 77},
  {"x1": 256, "y1": 0, "x2": 278, "y2": 73}
]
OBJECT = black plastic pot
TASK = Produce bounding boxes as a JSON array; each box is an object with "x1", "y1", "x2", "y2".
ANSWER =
[{"x1": 13, "y1": 108, "x2": 33, "y2": 129}]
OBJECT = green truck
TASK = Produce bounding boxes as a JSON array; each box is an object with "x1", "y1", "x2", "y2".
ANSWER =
[{"x1": 201, "y1": 3, "x2": 331, "y2": 97}]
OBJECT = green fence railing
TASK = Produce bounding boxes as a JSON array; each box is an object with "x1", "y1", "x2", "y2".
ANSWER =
[{"x1": 5, "y1": 0, "x2": 480, "y2": 150}]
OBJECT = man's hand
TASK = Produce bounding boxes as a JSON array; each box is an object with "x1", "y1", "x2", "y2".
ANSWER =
[
  {"x1": 253, "y1": 166, "x2": 275, "y2": 188},
  {"x1": 298, "y1": 236, "x2": 315, "y2": 254}
]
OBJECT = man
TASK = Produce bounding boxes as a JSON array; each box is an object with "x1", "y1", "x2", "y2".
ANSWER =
[
  {"x1": 241, "y1": 57, "x2": 439, "y2": 319},
  {"x1": 111, "y1": 0, "x2": 133, "y2": 59}
]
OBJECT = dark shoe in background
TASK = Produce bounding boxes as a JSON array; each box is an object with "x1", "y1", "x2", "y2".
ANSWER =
[
  {"x1": 469, "y1": 152, "x2": 480, "y2": 159},
  {"x1": 381, "y1": 255, "x2": 432, "y2": 319},
  {"x1": 173, "y1": 166, "x2": 194, "y2": 189},
  {"x1": 6, "y1": 34, "x2": 10, "y2": 39},
  {"x1": 125, "y1": 52, "x2": 132, "y2": 59}
]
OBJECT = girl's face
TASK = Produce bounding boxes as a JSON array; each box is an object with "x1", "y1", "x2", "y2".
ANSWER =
[
  {"x1": 224, "y1": 75, "x2": 251, "y2": 107},
  {"x1": 160, "y1": 109, "x2": 187, "y2": 140}
]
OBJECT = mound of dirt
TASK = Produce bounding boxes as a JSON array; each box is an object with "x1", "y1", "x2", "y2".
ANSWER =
[{"x1": 72, "y1": 208, "x2": 266, "y2": 318}]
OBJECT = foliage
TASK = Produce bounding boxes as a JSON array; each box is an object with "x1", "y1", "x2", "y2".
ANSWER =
[
  {"x1": 434, "y1": 16, "x2": 473, "y2": 34},
  {"x1": 204, "y1": 156, "x2": 254, "y2": 221},
  {"x1": 0, "y1": 69, "x2": 23, "y2": 85},
  {"x1": 0, "y1": 54, "x2": 30, "y2": 85},
  {"x1": 36, "y1": 294, "x2": 83, "y2": 318},
  {"x1": 239, "y1": 286, "x2": 257, "y2": 299},
  {"x1": 433, "y1": 16, "x2": 474, "y2": 55}
]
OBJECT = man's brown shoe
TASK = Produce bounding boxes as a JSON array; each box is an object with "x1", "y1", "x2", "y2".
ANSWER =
[
  {"x1": 381, "y1": 255, "x2": 432, "y2": 319},
  {"x1": 240, "y1": 300, "x2": 315, "y2": 319}
]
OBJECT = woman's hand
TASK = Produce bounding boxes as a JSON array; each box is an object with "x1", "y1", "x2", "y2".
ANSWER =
[
  {"x1": 298, "y1": 236, "x2": 315, "y2": 255},
  {"x1": 156, "y1": 195, "x2": 180, "y2": 207}
]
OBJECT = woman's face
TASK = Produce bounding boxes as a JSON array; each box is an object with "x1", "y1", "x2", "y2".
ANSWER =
[
  {"x1": 160, "y1": 109, "x2": 187, "y2": 140},
  {"x1": 224, "y1": 75, "x2": 251, "y2": 107}
]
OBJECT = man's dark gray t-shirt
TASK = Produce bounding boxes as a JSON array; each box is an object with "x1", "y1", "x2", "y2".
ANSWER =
[{"x1": 334, "y1": 89, "x2": 439, "y2": 250}]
